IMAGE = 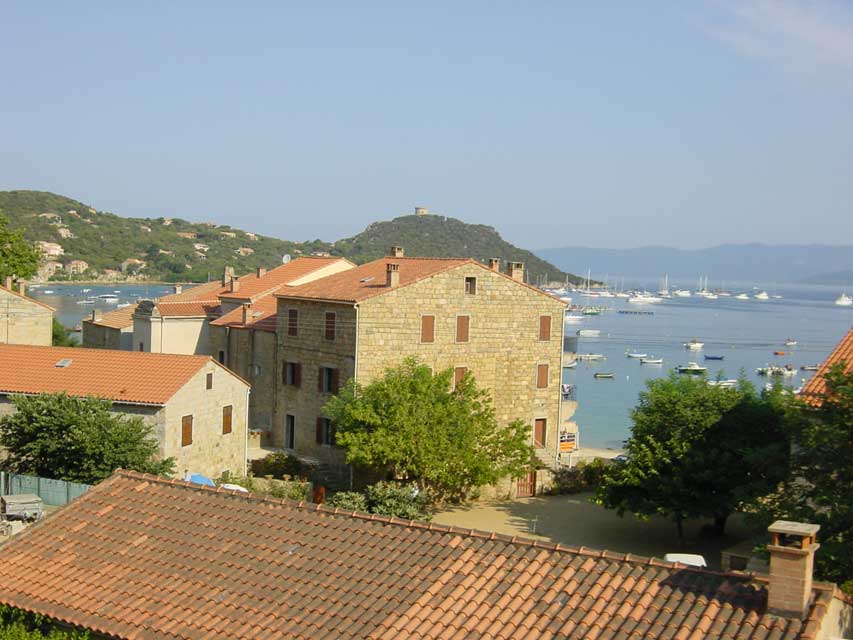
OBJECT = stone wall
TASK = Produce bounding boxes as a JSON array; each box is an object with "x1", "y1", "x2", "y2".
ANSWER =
[
  {"x1": 0, "y1": 289, "x2": 52, "y2": 346},
  {"x1": 162, "y1": 361, "x2": 249, "y2": 479},
  {"x1": 133, "y1": 311, "x2": 211, "y2": 355},
  {"x1": 81, "y1": 322, "x2": 132, "y2": 350}
]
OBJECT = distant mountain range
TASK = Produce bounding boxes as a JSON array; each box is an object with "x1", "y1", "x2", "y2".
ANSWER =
[
  {"x1": 538, "y1": 244, "x2": 853, "y2": 286},
  {"x1": 0, "y1": 190, "x2": 578, "y2": 283}
]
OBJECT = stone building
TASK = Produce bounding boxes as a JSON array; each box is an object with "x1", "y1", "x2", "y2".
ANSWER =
[
  {"x1": 66, "y1": 259, "x2": 89, "y2": 275},
  {"x1": 0, "y1": 278, "x2": 54, "y2": 346},
  {"x1": 273, "y1": 249, "x2": 568, "y2": 493},
  {"x1": 0, "y1": 344, "x2": 250, "y2": 479}
]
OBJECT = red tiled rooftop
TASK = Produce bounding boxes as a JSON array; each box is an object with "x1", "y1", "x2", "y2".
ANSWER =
[
  {"x1": 218, "y1": 256, "x2": 350, "y2": 301},
  {"x1": 0, "y1": 284, "x2": 55, "y2": 312},
  {"x1": 154, "y1": 300, "x2": 222, "y2": 317},
  {"x1": 800, "y1": 327, "x2": 853, "y2": 406},
  {"x1": 0, "y1": 470, "x2": 835, "y2": 640},
  {"x1": 0, "y1": 344, "x2": 242, "y2": 405},
  {"x1": 81, "y1": 304, "x2": 137, "y2": 329},
  {"x1": 210, "y1": 295, "x2": 278, "y2": 332}
]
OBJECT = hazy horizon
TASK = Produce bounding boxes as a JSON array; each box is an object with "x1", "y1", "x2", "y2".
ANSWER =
[{"x1": 2, "y1": 2, "x2": 852, "y2": 250}]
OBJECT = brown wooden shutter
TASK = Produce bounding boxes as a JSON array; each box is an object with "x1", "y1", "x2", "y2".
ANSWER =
[
  {"x1": 537, "y1": 364, "x2": 549, "y2": 389},
  {"x1": 325, "y1": 312, "x2": 336, "y2": 340},
  {"x1": 222, "y1": 405, "x2": 233, "y2": 434},
  {"x1": 318, "y1": 367, "x2": 324, "y2": 391},
  {"x1": 421, "y1": 315, "x2": 435, "y2": 343},
  {"x1": 316, "y1": 417, "x2": 323, "y2": 444},
  {"x1": 331, "y1": 368, "x2": 340, "y2": 394},
  {"x1": 181, "y1": 415, "x2": 193, "y2": 446},
  {"x1": 454, "y1": 366, "x2": 467, "y2": 388},
  {"x1": 456, "y1": 315, "x2": 470, "y2": 343},
  {"x1": 206, "y1": 372, "x2": 213, "y2": 389},
  {"x1": 288, "y1": 309, "x2": 298, "y2": 336},
  {"x1": 534, "y1": 418, "x2": 547, "y2": 447},
  {"x1": 539, "y1": 315, "x2": 552, "y2": 341},
  {"x1": 294, "y1": 362, "x2": 302, "y2": 388},
  {"x1": 281, "y1": 362, "x2": 287, "y2": 384}
]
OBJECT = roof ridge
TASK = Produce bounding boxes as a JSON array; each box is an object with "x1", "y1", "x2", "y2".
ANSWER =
[{"x1": 112, "y1": 469, "x2": 762, "y2": 582}]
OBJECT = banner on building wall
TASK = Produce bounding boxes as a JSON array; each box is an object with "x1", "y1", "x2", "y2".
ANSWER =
[{"x1": 559, "y1": 431, "x2": 577, "y2": 453}]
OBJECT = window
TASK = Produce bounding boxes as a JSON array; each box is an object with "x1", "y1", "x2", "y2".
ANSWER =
[
  {"x1": 318, "y1": 366, "x2": 339, "y2": 393},
  {"x1": 287, "y1": 309, "x2": 298, "y2": 337},
  {"x1": 539, "y1": 315, "x2": 552, "y2": 341},
  {"x1": 181, "y1": 415, "x2": 193, "y2": 446},
  {"x1": 316, "y1": 417, "x2": 334, "y2": 446},
  {"x1": 282, "y1": 362, "x2": 301, "y2": 387},
  {"x1": 456, "y1": 315, "x2": 470, "y2": 343},
  {"x1": 324, "y1": 312, "x2": 336, "y2": 341},
  {"x1": 464, "y1": 276, "x2": 477, "y2": 295},
  {"x1": 454, "y1": 366, "x2": 468, "y2": 389},
  {"x1": 206, "y1": 372, "x2": 213, "y2": 390},
  {"x1": 536, "y1": 364, "x2": 549, "y2": 389},
  {"x1": 217, "y1": 350, "x2": 225, "y2": 364},
  {"x1": 421, "y1": 315, "x2": 435, "y2": 343},
  {"x1": 285, "y1": 415, "x2": 295, "y2": 449},
  {"x1": 534, "y1": 418, "x2": 547, "y2": 448},
  {"x1": 222, "y1": 405, "x2": 233, "y2": 434}
]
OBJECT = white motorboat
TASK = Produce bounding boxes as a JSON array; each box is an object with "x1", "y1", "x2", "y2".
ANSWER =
[
  {"x1": 42, "y1": 290, "x2": 54, "y2": 294},
  {"x1": 672, "y1": 289, "x2": 691, "y2": 297},
  {"x1": 757, "y1": 365, "x2": 796, "y2": 377},
  {"x1": 626, "y1": 352, "x2": 647, "y2": 359},
  {"x1": 640, "y1": 357, "x2": 663, "y2": 365},
  {"x1": 628, "y1": 292, "x2": 663, "y2": 304},
  {"x1": 683, "y1": 339, "x2": 704, "y2": 350},
  {"x1": 835, "y1": 293, "x2": 853, "y2": 307},
  {"x1": 576, "y1": 353, "x2": 606, "y2": 361},
  {"x1": 735, "y1": 293, "x2": 749, "y2": 300},
  {"x1": 564, "y1": 313, "x2": 584, "y2": 324},
  {"x1": 563, "y1": 361, "x2": 577, "y2": 370},
  {"x1": 754, "y1": 291, "x2": 770, "y2": 300},
  {"x1": 708, "y1": 379, "x2": 737, "y2": 388},
  {"x1": 577, "y1": 329, "x2": 600, "y2": 337},
  {"x1": 784, "y1": 338, "x2": 797, "y2": 347},
  {"x1": 677, "y1": 362, "x2": 707, "y2": 374},
  {"x1": 76, "y1": 299, "x2": 96, "y2": 305},
  {"x1": 117, "y1": 303, "x2": 132, "y2": 308},
  {"x1": 98, "y1": 293, "x2": 119, "y2": 300},
  {"x1": 82, "y1": 288, "x2": 91, "y2": 293},
  {"x1": 703, "y1": 293, "x2": 719, "y2": 300}
]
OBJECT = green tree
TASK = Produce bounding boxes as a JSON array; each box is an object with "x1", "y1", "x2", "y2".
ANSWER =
[
  {"x1": 595, "y1": 374, "x2": 789, "y2": 544},
  {"x1": 327, "y1": 481, "x2": 431, "y2": 520},
  {"x1": 323, "y1": 358, "x2": 534, "y2": 503},
  {"x1": 0, "y1": 212, "x2": 40, "y2": 283},
  {"x1": 0, "y1": 393, "x2": 174, "y2": 484},
  {"x1": 51, "y1": 318, "x2": 79, "y2": 347}
]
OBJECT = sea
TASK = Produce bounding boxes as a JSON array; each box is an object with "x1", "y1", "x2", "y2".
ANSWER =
[{"x1": 27, "y1": 280, "x2": 853, "y2": 451}]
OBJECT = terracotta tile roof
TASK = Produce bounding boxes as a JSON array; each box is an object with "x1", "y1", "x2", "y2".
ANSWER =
[
  {"x1": 800, "y1": 327, "x2": 853, "y2": 406},
  {"x1": 218, "y1": 257, "x2": 350, "y2": 301},
  {"x1": 0, "y1": 344, "x2": 241, "y2": 405},
  {"x1": 0, "y1": 470, "x2": 834, "y2": 640},
  {"x1": 0, "y1": 284, "x2": 55, "y2": 312},
  {"x1": 159, "y1": 279, "x2": 227, "y2": 303},
  {"x1": 154, "y1": 300, "x2": 222, "y2": 317},
  {"x1": 82, "y1": 304, "x2": 137, "y2": 329},
  {"x1": 210, "y1": 295, "x2": 278, "y2": 332}
]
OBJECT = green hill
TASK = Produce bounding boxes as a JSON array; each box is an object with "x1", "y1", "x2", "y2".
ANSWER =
[
  {"x1": 334, "y1": 213, "x2": 579, "y2": 284},
  {"x1": 0, "y1": 191, "x2": 578, "y2": 284}
]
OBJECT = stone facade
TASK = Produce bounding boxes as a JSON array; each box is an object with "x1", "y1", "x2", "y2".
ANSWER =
[
  {"x1": 0, "y1": 286, "x2": 53, "y2": 346},
  {"x1": 133, "y1": 303, "x2": 212, "y2": 355},
  {"x1": 82, "y1": 322, "x2": 133, "y2": 350}
]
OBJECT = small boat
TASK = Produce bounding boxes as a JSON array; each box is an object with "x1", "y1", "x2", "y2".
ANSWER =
[
  {"x1": 82, "y1": 288, "x2": 91, "y2": 293},
  {"x1": 640, "y1": 357, "x2": 663, "y2": 365},
  {"x1": 754, "y1": 291, "x2": 770, "y2": 300},
  {"x1": 784, "y1": 339, "x2": 797, "y2": 346},
  {"x1": 708, "y1": 379, "x2": 737, "y2": 388},
  {"x1": 771, "y1": 294, "x2": 783, "y2": 299},
  {"x1": 677, "y1": 362, "x2": 707, "y2": 374},
  {"x1": 835, "y1": 293, "x2": 853, "y2": 307},
  {"x1": 76, "y1": 299, "x2": 96, "y2": 305},
  {"x1": 577, "y1": 329, "x2": 600, "y2": 337},
  {"x1": 43, "y1": 289, "x2": 54, "y2": 294},
  {"x1": 576, "y1": 353, "x2": 606, "y2": 361},
  {"x1": 593, "y1": 372, "x2": 615, "y2": 379},
  {"x1": 672, "y1": 289, "x2": 692, "y2": 297},
  {"x1": 735, "y1": 293, "x2": 749, "y2": 300},
  {"x1": 614, "y1": 292, "x2": 630, "y2": 298},
  {"x1": 774, "y1": 351, "x2": 786, "y2": 356},
  {"x1": 582, "y1": 308, "x2": 601, "y2": 316},
  {"x1": 117, "y1": 302, "x2": 132, "y2": 308},
  {"x1": 564, "y1": 313, "x2": 584, "y2": 324},
  {"x1": 704, "y1": 355, "x2": 724, "y2": 361},
  {"x1": 563, "y1": 360, "x2": 578, "y2": 369},
  {"x1": 757, "y1": 365, "x2": 796, "y2": 377},
  {"x1": 72, "y1": 323, "x2": 82, "y2": 332},
  {"x1": 626, "y1": 352, "x2": 647, "y2": 359},
  {"x1": 683, "y1": 339, "x2": 704, "y2": 350},
  {"x1": 628, "y1": 292, "x2": 663, "y2": 304},
  {"x1": 98, "y1": 293, "x2": 119, "y2": 300},
  {"x1": 801, "y1": 365, "x2": 820, "y2": 371}
]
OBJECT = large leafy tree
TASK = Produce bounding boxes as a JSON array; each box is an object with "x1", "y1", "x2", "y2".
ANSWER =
[
  {"x1": 595, "y1": 374, "x2": 789, "y2": 544},
  {"x1": 0, "y1": 393, "x2": 174, "y2": 484},
  {"x1": 323, "y1": 358, "x2": 534, "y2": 502},
  {"x1": 0, "y1": 212, "x2": 40, "y2": 283}
]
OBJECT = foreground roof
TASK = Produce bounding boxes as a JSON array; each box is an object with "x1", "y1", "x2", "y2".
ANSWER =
[
  {"x1": 0, "y1": 470, "x2": 834, "y2": 640},
  {"x1": 0, "y1": 344, "x2": 240, "y2": 405},
  {"x1": 0, "y1": 284, "x2": 55, "y2": 312},
  {"x1": 800, "y1": 327, "x2": 853, "y2": 406}
]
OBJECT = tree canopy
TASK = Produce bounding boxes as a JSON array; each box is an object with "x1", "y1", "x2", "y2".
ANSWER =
[
  {"x1": 595, "y1": 374, "x2": 790, "y2": 543},
  {"x1": 323, "y1": 358, "x2": 534, "y2": 502},
  {"x1": 0, "y1": 212, "x2": 40, "y2": 283},
  {"x1": 0, "y1": 393, "x2": 174, "y2": 484}
]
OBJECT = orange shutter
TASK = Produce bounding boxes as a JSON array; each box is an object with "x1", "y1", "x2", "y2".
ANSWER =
[
  {"x1": 181, "y1": 415, "x2": 193, "y2": 446},
  {"x1": 421, "y1": 315, "x2": 435, "y2": 343},
  {"x1": 456, "y1": 316, "x2": 470, "y2": 343},
  {"x1": 539, "y1": 315, "x2": 551, "y2": 341},
  {"x1": 222, "y1": 405, "x2": 233, "y2": 434},
  {"x1": 537, "y1": 364, "x2": 549, "y2": 389},
  {"x1": 454, "y1": 366, "x2": 468, "y2": 388}
]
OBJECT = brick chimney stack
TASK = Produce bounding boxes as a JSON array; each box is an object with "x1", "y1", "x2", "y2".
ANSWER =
[
  {"x1": 386, "y1": 262, "x2": 400, "y2": 288},
  {"x1": 221, "y1": 266, "x2": 235, "y2": 286},
  {"x1": 18, "y1": 280, "x2": 26, "y2": 296},
  {"x1": 241, "y1": 303, "x2": 251, "y2": 325},
  {"x1": 489, "y1": 258, "x2": 501, "y2": 272},
  {"x1": 508, "y1": 262, "x2": 525, "y2": 282},
  {"x1": 389, "y1": 246, "x2": 404, "y2": 258},
  {"x1": 230, "y1": 278, "x2": 240, "y2": 293},
  {"x1": 766, "y1": 521, "x2": 820, "y2": 619},
  {"x1": 91, "y1": 309, "x2": 102, "y2": 322},
  {"x1": 257, "y1": 267, "x2": 267, "y2": 278},
  {"x1": 173, "y1": 284, "x2": 182, "y2": 295},
  {"x1": 3, "y1": 276, "x2": 11, "y2": 290}
]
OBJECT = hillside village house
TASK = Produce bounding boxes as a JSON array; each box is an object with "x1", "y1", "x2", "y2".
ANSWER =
[
  {"x1": 0, "y1": 345, "x2": 250, "y2": 479},
  {"x1": 66, "y1": 259, "x2": 89, "y2": 275},
  {"x1": 0, "y1": 470, "x2": 849, "y2": 640},
  {"x1": 0, "y1": 278, "x2": 53, "y2": 346},
  {"x1": 35, "y1": 240, "x2": 63, "y2": 258}
]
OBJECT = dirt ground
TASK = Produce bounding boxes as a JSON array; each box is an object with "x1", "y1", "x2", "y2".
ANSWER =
[{"x1": 433, "y1": 492, "x2": 753, "y2": 570}]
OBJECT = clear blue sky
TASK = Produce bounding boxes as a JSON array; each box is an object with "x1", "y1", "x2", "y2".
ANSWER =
[{"x1": 2, "y1": 1, "x2": 852, "y2": 249}]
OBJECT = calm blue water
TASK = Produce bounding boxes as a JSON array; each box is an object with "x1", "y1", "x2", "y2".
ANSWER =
[{"x1": 562, "y1": 281, "x2": 853, "y2": 450}]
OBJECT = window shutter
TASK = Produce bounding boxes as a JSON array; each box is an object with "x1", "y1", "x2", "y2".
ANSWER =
[
  {"x1": 325, "y1": 312, "x2": 336, "y2": 340},
  {"x1": 316, "y1": 417, "x2": 323, "y2": 444},
  {"x1": 222, "y1": 405, "x2": 233, "y2": 434},
  {"x1": 539, "y1": 315, "x2": 552, "y2": 341},
  {"x1": 318, "y1": 367, "x2": 324, "y2": 392},
  {"x1": 281, "y1": 362, "x2": 287, "y2": 384},
  {"x1": 331, "y1": 368, "x2": 340, "y2": 394},
  {"x1": 537, "y1": 364, "x2": 549, "y2": 389},
  {"x1": 294, "y1": 363, "x2": 302, "y2": 388},
  {"x1": 181, "y1": 415, "x2": 193, "y2": 446},
  {"x1": 206, "y1": 372, "x2": 213, "y2": 389},
  {"x1": 456, "y1": 315, "x2": 470, "y2": 343},
  {"x1": 454, "y1": 366, "x2": 467, "y2": 388},
  {"x1": 421, "y1": 315, "x2": 435, "y2": 343},
  {"x1": 288, "y1": 309, "x2": 298, "y2": 336}
]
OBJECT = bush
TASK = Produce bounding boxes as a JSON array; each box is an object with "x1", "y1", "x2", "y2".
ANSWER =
[
  {"x1": 0, "y1": 605, "x2": 88, "y2": 639},
  {"x1": 250, "y1": 452, "x2": 313, "y2": 480},
  {"x1": 326, "y1": 491, "x2": 368, "y2": 512},
  {"x1": 327, "y1": 482, "x2": 431, "y2": 521},
  {"x1": 215, "y1": 472, "x2": 311, "y2": 501},
  {"x1": 551, "y1": 459, "x2": 608, "y2": 495}
]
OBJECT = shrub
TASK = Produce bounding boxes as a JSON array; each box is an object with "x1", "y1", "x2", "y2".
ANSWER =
[
  {"x1": 551, "y1": 459, "x2": 608, "y2": 495},
  {"x1": 327, "y1": 482, "x2": 431, "y2": 520},
  {"x1": 250, "y1": 452, "x2": 313, "y2": 480},
  {"x1": 326, "y1": 491, "x2": 368, "y2": 512}
]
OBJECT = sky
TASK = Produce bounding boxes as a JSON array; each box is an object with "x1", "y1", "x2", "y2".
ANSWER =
[{"x1": 1, "y1": 1, "x2": 852, "y2": 250}]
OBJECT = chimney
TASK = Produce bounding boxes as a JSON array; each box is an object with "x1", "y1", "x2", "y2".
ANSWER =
[
  {"x1": 766, "y1": 521, "x2": 820, "y2": 619},
  {"x1": 18, "y1": 280, "x2": 26, "y2": 296},
  {"x1": 173, "y1": 284, "x2": 183, "y2": 295},
  {"x1": 241, "y1": 303, "x2": 251, "y2": 325},
  {"x1": 3, "y1": 276, "x2": 11, "y2": 290},
  {"x1": 489, "y1": 258, "x2": 501, "y2": 272},
  {"x1": 389, "y1": 246, "x2": 404, "y2": 258},
  {"x1": 386, "y1": 262, "x2": 400, "y2": 288},
  {"x1": 221, "y1": 265, "x2": 235, "y2": 286},
  {"x1": 91, "y1": 309, "x2": 102, "y2": 322},
  {"x1": 508, "y1": 261, "x2": 525, "y2": 282},
  {"x1": 257, "y1": 267, "x2": 267, "y2": 278},
  {"x1": 230, "y1": 278, "x2": 240, "y2": 293}
]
